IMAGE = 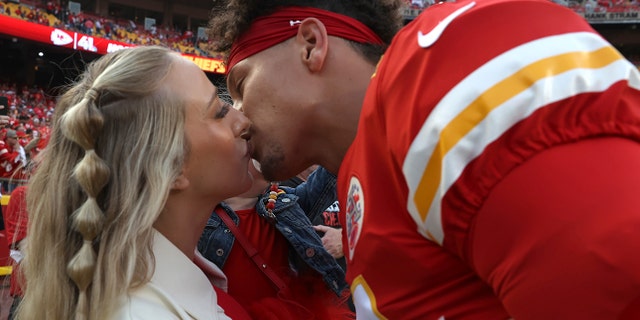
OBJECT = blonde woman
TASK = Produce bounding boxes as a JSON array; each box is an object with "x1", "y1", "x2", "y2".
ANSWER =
[{"x1": 16, "y1": 45, "x2": 254, "y2": 319}]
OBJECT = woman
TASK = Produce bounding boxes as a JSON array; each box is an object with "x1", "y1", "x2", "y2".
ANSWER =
[
  {"x1": 16, "y1": 45, "x2": 253, "y2": 319},
  {"x1": 199, "y1": 161, "x2": 352, "y2": 319}
]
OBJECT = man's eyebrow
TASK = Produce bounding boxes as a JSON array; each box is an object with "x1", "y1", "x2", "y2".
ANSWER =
[
  {"x1": 226, "y1": 70, "x2": 239, "y2": 96},
  {"x1": 226, "y1": 70, "x2": 235, "y2": 88}
]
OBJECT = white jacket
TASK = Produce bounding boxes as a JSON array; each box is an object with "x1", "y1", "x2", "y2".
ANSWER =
[{"x1": 112, "y1": 230, "x2": 231, "y2": 319}]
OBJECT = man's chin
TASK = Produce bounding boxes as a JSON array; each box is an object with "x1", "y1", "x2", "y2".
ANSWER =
[{"x1": 253, "y1": 154, "x2": 300, "y2": 181}]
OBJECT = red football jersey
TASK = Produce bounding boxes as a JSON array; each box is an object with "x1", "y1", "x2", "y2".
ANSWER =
[{"x1": 338, "y1": 0, "x2": 640, "y2": 318}]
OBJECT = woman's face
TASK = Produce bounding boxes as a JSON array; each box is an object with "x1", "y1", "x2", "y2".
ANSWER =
[{"x1": 167, "y1": 55, "x2": 253, "y2": 202}]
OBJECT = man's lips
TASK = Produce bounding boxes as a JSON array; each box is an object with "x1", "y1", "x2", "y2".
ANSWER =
[{"x1": 247, "y1": 140, "x2": 256, "y2": 159}]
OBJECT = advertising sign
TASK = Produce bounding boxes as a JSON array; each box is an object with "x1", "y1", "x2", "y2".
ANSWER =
[{"x1": 0, "y1": 15, "x2": 225, "y2": 74}]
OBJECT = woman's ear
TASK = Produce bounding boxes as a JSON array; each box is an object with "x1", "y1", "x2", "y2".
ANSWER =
[
  {"x1": 171, "y1": 172, "x2": 190, "y2": 191},
  {"x1": 296, "y1": 17, "x2": 329, "y2": 73}
]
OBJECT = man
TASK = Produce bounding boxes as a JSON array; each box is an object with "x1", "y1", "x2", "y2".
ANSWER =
[
  {"x1": 0, "y1": 129, "x2": 27, "y2": 193},
  {"x1": 208, "y1": 0, "x2": 640, "y2": 318}
]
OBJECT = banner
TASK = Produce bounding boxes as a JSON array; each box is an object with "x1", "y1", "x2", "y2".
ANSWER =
[
  {"x1": 181, "y1": 55, "x2": 226, "y2": 74},
  {"x1": 0, "y1": 15, "x2": 225, "y2": 74},
  {"x1": 579, "y1": 10, "x2": 640, "y2": 23},
  {"x1": 401, "y1": 4, "x2": 640, "y2": 24}
]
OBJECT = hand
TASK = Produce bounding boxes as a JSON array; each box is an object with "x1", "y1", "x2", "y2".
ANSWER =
[
  {"x1": 0, "y1": 115, "x2": 9, "y2": 127},
  {"x1": 313, "y1": 225, "x2": 344, "y2": 259}
]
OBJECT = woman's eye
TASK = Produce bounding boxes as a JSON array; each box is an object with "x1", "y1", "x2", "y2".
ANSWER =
[{"x1": 215, "y1": 103, "x2": 231, "y2": 119}]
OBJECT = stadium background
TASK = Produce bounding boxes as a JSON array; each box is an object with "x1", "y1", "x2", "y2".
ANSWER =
[
  {"x1": 0, "y1": 0, "x2": 638, "y2": 94},
  {"x1": 0, "y1": 0, "x2": 638, "y2": 318}
]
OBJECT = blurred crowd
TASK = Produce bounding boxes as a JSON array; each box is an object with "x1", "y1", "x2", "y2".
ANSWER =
[
  {"x1": 0, "y1": 82, "x2": 53, "y2": 191},
  {"x1": 0, "y1": 82, "x2": 53, "y2": 139},
  {"x1": 1, "y1": 0, "x2": 638, "y2": 65},
  {"x1": 0, "y1": 0, "x2": 224, "y2": 59}
]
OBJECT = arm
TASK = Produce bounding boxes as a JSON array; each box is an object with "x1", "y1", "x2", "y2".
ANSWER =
[
  {"x1": 0, "y1": 145, "x2": 23, "y2": 168},
  {"x1": 4, "y1": 186, "x2": 28, "y2": 248},
  {"x1": 15, "y1": 144, "x2": 26, "y2": 167},
  {"x1": 312, "y1": 225, "x2": 343, "y2": 259},
  {"x1": 470, "y1": 137, "x2": 640, "y2": 319}
]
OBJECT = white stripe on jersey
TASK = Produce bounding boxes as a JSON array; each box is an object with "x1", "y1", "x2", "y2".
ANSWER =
[
  {"x1": 351, "y1": 275, "x2": 388, "y2": 320},
  {"x1": 403, "y1": 31, "x2": 640, "y2": 244}
]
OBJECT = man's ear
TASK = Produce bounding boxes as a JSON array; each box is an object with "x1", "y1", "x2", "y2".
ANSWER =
[
  {"x1": 171, "y1": 171, "x2": 190, "y2": 191},
  {"x1": 296, "y1": 17, "x2": 328, "y2": 73}
]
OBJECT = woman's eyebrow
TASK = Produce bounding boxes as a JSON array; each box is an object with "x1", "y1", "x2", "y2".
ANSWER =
[{"x1": 205, "y1": 89, "x2": 219, "y2": 111}]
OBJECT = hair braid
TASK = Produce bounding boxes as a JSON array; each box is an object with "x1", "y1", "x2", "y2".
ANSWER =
[
  {"x1": 17, "y1": 46, "x2": 183, "y2": 319},
  {"x1": 60, "y1": 87, "x2": 111, "y2": 320}
]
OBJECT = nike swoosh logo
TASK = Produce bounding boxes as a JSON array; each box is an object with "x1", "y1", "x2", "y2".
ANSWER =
[{"x1": 417, "y1": 1, "x2": 476, "y2": 48}]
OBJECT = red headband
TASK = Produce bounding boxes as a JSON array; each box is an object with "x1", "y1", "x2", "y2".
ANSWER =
[{"x1": 226, "y1": 6, "x2": 384, "y2": 72}]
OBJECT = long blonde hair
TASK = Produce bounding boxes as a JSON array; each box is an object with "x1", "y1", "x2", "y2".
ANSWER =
[{"x1": 17, "y1": 46, "x2": 190, "y2": 319}]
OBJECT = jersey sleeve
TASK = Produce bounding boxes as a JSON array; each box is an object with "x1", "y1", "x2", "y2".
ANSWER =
[
  {"x1": 370, "y1": 0, "x2": 640, "y2": 317},
  {"x1": 470, "y1": 137, "x2": 640, "y2": 318}
]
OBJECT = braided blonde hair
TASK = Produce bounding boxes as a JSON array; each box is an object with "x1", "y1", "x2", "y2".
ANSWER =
[{"x1": 17, "y1": 46, "x2": 190, "y2": 319}]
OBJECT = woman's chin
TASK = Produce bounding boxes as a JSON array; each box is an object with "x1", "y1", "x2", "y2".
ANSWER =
[{"x1": 252, "y1": 158, "x2": 262, "y2": 173}]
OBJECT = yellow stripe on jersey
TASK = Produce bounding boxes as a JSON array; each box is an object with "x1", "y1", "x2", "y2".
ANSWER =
[
  {"x1": 351, "y1": 275, "x2": 388, "y2": 320},
  {"x1": 417, "y1": 46, "x2": 621, "y2": 219},
  {"x1": 402, "y1": 32, "x2": 640, "y2": 244}
]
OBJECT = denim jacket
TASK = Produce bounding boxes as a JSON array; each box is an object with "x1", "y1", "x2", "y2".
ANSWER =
[{"x1": 197, "y1": 167, "x2": 347, "y2": 295}]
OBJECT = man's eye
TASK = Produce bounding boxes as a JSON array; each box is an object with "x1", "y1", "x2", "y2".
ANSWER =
[{"x1": 236, "y1": 79, "x2": 244, "y2": 97}]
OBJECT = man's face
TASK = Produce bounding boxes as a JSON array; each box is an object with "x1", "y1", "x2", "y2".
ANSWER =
[{"x1": 227, "y1": 42, "x2": 320, "y2": 181}]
